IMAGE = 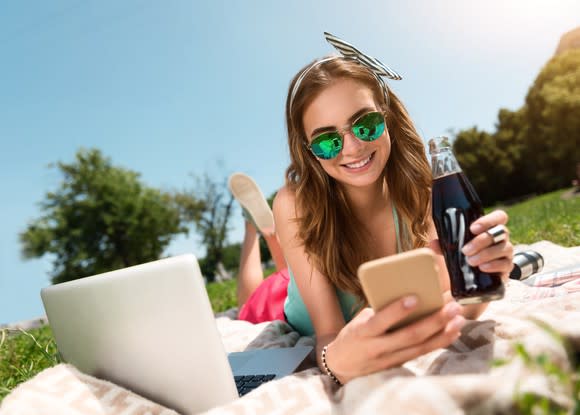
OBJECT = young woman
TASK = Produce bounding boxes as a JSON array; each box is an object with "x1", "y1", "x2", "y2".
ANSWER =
[{"x1": 237, "y1": 33, "x2": 514, "y2": 385}]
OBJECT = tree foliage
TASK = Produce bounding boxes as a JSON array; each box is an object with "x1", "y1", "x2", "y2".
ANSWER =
[
  {"x1": 220, "y1": 242, "x2": 242, "y2": 271},
  {"x1": 523, "y1": 50, "x2": 580, "y2": 193},
  {"x1": 175, "y1": 174, "x2": 235, "y2": 282},
  {"x1": 190, "y1": 185, "x2": 276, "y2": 280},
  {"x1": 453, "y1": 50, "x2": 580, "y2": 205},
  {"x1": 258, "y1": 191, "x2": 277, "y2": 265},
  {"x1": 454, "y1": 109, "x2": 528, "y2": 204},
  {"x1": 20, "y1": 149, "x2": 189, "y2": 284}
]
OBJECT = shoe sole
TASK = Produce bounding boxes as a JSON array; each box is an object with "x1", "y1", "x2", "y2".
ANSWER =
[{"x1": 228, "y1": 173, "x2": 275, "y2": 232}]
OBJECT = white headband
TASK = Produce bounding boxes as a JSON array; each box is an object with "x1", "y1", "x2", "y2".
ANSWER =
[{"x1": 289, "y1": 32, "x2": 402, "y2": 112}]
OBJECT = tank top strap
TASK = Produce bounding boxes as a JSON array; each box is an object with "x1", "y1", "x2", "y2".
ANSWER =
[{"x1": 392, "y1": 203, "x2": 402, "y2": 254}]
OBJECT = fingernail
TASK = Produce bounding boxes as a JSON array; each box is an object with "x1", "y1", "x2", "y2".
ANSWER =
[
  {"x1": 467, "y1": 254, "x2": 479, "y2": 266},
  {"x1": 450, "y1": 315, "x2": 465, "y2": 331},
  {"x1": 445, "y1": 303, "x2": 461, "y2": 318},
  {"x1": 403, "y1": 295, "x2": 417, "y2": 309},
  {"x1": 462, "y1": 243, "x2": 475, "y2": 256},
  {"x1": 471, "y1": 223, "x2": 483, "y2": 234}
]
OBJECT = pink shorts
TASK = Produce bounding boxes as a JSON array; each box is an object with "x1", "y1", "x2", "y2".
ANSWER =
[{"x1": 238, "y1": 268, "x2": 289, "y2": 324}]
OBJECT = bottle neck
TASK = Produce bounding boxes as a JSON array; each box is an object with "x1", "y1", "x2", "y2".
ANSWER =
[{"x1": 431, "y1": 148, "x2": 462, "y2": 180}]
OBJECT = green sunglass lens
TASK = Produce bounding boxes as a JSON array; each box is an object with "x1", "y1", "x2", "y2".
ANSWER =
[
  {"x1": 352, "y1": 112, "x2": 385, "y2": 141},
  {"x1": 310, "y1": 133, "x2": 342, "y2": 159}
]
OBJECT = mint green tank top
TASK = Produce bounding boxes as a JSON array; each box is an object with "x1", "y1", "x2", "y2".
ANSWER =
[{"x1": 284, "y1": 204, "x2": 404, "y2": 336}]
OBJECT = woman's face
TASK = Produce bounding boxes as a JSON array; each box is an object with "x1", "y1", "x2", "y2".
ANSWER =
[{"x1": 302, "y1": 78, "x2": 391, "y2": 191}]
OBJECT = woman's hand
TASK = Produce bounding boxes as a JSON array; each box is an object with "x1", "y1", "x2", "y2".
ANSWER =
[
  {"x1": 324, "y1": 296, "x2": 465, "y2": 384},
  {"x1": 427, "y1": 209, "x2": 514, "y2": 320},
  {"x1": 460, "y1": 209, "x2": 514, "y2": 282}
]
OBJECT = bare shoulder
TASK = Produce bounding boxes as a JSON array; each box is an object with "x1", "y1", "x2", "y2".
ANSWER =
[
  {"x1": 273, "y1": 185, "x2": 301, "y2": 248},
  {"x1": 273, "y1": 185, "x2": 297, "y2": 220}
]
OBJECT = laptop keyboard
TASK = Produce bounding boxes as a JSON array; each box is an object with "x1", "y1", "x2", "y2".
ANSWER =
[{"x1": 234, "y1": 374, "x2": 276, "y2": 396}]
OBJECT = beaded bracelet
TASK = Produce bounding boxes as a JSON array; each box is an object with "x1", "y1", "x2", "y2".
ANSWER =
[{"x1": 321, "y1": 345, "x2": 342, "y2": 386}]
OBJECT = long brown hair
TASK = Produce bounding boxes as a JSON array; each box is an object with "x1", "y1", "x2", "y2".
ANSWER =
[{"x1": 284, "y1": 57, "x2": 432, "y2": 303}]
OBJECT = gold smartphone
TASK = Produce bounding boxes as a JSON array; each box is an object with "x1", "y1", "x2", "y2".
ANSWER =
[{"x1": 357, "y1": 248, "x2": 444, "y2": 331}]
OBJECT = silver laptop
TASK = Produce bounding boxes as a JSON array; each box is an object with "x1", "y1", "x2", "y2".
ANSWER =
[{"x1": 40, "y1": 254, "x2": 312, "y2": 415}]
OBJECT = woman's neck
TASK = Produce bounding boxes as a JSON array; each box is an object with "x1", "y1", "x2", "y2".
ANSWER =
[{"x1": 342, "y1": 178, "x2": 390, "y2": 219}]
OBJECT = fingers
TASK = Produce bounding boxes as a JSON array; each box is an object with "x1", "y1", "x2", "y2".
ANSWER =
[
  {"x1": 465, "y1": 240, "x2": 513, "y2": 267},
  {"x1": 336, "y1": 298, "x2": 466, "y2": 380},
  {"x1": 379, "y1": 301, "x2": 465, "y2": 352},
  {"x1": 463, "y1": 226, "x2": 510, "y2": 256},
  {"x1": 461, "y1": 210, "x2": 513, "y2": 263},
  {"x1": 468, "y1": 210, "x2": 508, "y2": 235},
  {"x1": 357, "y1": 295, "x2": 419, "y2": 338},
  {"x1": 376, "y1": 321, "x2": 462, "y2": 370},
  {"x1": 462, "y1": 236, "x2": 513, "y2": 283},
  {"x1": 442, "y1": 290, "x2": 455, "y2": 304},
  {"x1": 477, "y1": 256, "x2": 514, "y2": 275}
]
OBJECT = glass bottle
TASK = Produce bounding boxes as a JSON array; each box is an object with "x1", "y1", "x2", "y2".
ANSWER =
[{"x1": 429, "y1": 137, "x2": 504, "y2": 304}]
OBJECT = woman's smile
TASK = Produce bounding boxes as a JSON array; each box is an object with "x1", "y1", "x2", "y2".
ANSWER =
[{"x1": 341, "y1": 151, "x2": 375, "y2": 171}]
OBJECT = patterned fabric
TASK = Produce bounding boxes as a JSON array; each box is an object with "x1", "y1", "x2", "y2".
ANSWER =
[
  {"x1": 0, "y1": 364, "x2": 179, "y2": 415},
  {"x1": 2, "y1": 241, "x2": 579, "y2": 415},
  {"x1": 323, "y1": 31, "x2": 402, "y2": 81},
  {"x1": 527, "y1": 266, "x2": 580, "y2": 288},
  {"x1": 512, "y1": 241, "x2": 580, "y2": 300},
  {"x1": 3, "y1": 289, "x2": 580, "y2": 415}
]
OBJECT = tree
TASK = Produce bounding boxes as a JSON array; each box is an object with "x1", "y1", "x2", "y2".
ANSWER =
[
  {"x1": 453, "y1": 127, "x2": 496, "y2": 204},
  {"x1": 453, "y1": 108, "x2": 530, "y2": 205},
  {"x1": 452, "y1": 125, "x2": 522, "y2": 205},
  {"x1": 523, "y1": 50, "x2": 580, "y2": 192},
  {"x1": 453, "y1": 49, "x2": 580, "y2": 204},
  {"x1": 492, "y1": 108, "x2": 531, "y2": 201},
  {"x1": 20, "y1": 149, "x2": 189, "y2": 284},
  {"x1": 221, "y1": 242, "x2": 242, "y2": 271},
  {"x1": 257, "y1": 191, "x2": 278, "y2": 266},
  {"x1": 176, "y1": 174, "x2": 235, "y2": 282}
]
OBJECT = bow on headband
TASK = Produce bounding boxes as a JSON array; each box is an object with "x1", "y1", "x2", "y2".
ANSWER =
[
  {"x1": 323, "y1": 32, "x2": 402, "y2": 81},
  {"x1": 289, "y1": 32, "x2": 402, "y2": 110}
]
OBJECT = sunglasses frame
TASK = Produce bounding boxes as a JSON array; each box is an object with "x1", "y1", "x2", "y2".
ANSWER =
[{"x1": 306, "y1": 111, "x2": 387, "y2": 160}]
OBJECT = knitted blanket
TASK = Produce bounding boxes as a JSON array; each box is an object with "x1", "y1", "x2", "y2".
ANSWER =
[{"x1": 2, "y1": 241, "x2": 579, "y2": 415}]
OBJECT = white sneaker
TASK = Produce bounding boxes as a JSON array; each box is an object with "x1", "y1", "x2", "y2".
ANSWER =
[{"x1": 228, "y1": 173, "x2": 274, "y2": 234}]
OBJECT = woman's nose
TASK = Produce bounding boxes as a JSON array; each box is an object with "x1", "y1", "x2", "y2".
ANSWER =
[{"x1": 340, "y1": 131, "x2": 363, "y2": 156}]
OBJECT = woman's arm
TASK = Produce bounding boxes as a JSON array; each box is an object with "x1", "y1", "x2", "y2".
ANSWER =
[
  {"x1": 273, "y1": 187, "x2": 346, "y2": 373},
  {"x1": 273, "y1": 187, "x2": 346, "y2": 338},
  {"x1": 274, "y1": 187, "x2": 464, "y2": 384}
]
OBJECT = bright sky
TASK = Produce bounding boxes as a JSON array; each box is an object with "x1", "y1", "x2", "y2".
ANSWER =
[{"x1": 1, "y1": 0, "x2": 578, "y2": 324}]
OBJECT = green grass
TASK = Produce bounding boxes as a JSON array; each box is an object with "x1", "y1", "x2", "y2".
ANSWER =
[
  {"x1": 1, "y1": 189, "x2": 579, "y2": 403},
  {"x1": 205, "y1": 267, "x2": 276, "y2": 313},
  {"x1": 206, "y1": 279, "x2": 238, "y2": 313},
  {"x1": 493, "y1": 320, "x2": 580, "y2": 415},
  {"x1": 492, "y1": 188, "x2": 580, "y2": 247},
  {"x1": 0, "y1": 326, "x2": 59, "y2": 401}
]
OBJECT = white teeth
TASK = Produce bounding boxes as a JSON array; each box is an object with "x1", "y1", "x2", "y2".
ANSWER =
[{"x1": 345, "y1": 154, "x2": 372, "y2": 169}]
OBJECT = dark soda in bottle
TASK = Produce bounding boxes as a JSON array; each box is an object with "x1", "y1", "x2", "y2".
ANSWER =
[{"x1": 429, "y1": 137, "x2": 504, "y2": 304}]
